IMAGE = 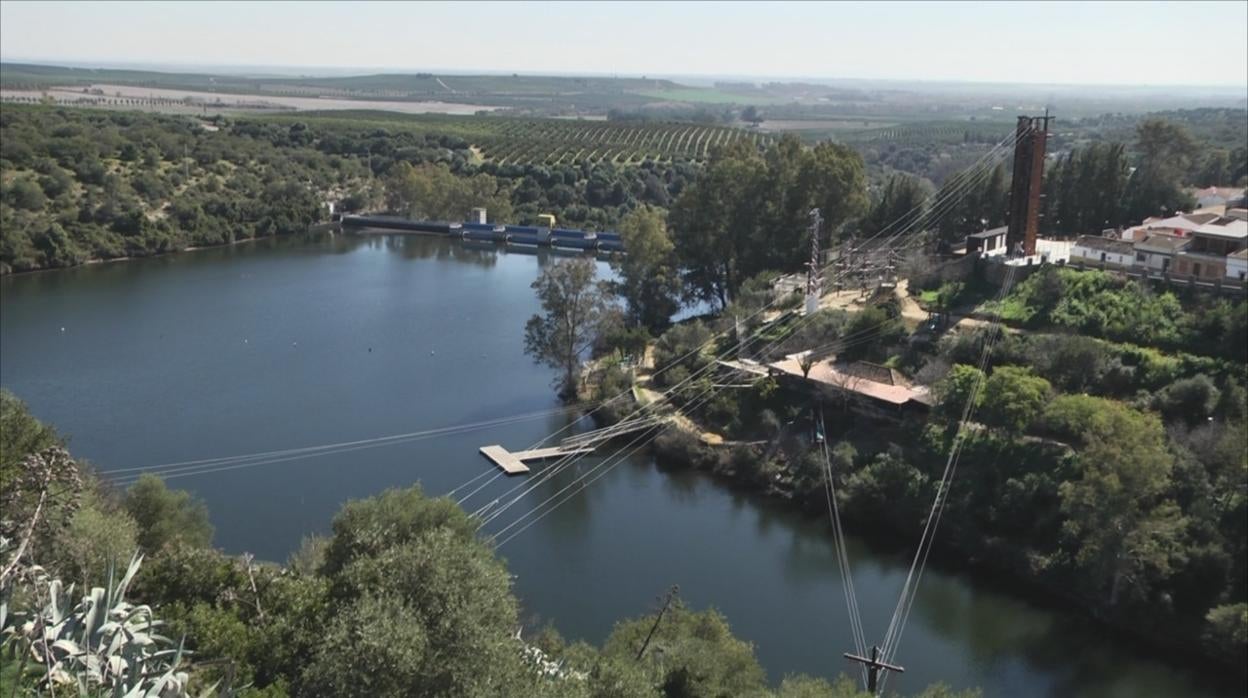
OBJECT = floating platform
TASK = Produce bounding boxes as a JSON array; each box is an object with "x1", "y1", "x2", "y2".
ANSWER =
[{"x1": 478, "y1": 444, "x2": 597, "y2": 475}]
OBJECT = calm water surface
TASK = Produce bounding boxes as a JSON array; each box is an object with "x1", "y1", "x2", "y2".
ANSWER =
[{"x1": 0, "y1": 235, "x2": 1237, "y2": 697}]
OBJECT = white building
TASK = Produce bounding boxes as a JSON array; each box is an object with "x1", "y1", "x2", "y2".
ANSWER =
[
  {"x1": 1132, "y1": 233, "x2": 1190, "y2": 272},
  {"x1": 1071, "y1": 235, "x2": 1135, "y2": 268},
  {"x1": 1122, "y1": 211, "x2": 1220, "y2": 242}
]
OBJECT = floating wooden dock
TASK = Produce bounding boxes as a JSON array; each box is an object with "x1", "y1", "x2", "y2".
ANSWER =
[{"x1": 478, "y1": 444, "x2": 597, "y2": 475}]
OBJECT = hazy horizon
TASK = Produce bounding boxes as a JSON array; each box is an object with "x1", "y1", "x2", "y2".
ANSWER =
[
  {"x1": 2, "y1": 1, "x2": 1246, "y2": 88},
  {"x1": 4, "y1": 55, "x2": 1248, "y2": 95}
]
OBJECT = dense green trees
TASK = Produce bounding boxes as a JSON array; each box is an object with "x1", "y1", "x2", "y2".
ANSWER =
[
  {"x1": 1124, "y1": 118, "x2": 1200, "y2": 223},
  {"x1": 610, "y1": 205, "x2": 682, "y2": 333},
  {"x1": 1041, "y1": 120, "x2": 1206, "y2": 235},
  {"x1": 1045, "y1": 395, "x2": 1177, "y2": 605},
  {"x1": 934, "y1": 163, "x2": 1007, "y2": 245},
  {"x1": 308, "y1": 486, "x2": 530, "y2": 696},
  {"x1": 0, "y1": 107, "x2": 336, "y2": 271},
  {"x1": 1041, "y1": 142, "x2": 1131, "y2": 235},
  {"x1": 385, "y1": 161, "x2": 513, "y2": 222},
  {"x1": 668, "y1": 136, "x2": 867, "y2": 308},
  {"x1": 978, "y1": 366, "x2": 1051, "y2": 435},
  {"x1": 0, "y1": 106, "x2": 701, "y2": 272},
  {"x1": 0, "y1": 389, "x2": 59, "y2": 474},
  {"x1": 524, "y1": 258, "x2": 614, "y2": 397},
  {"x1": 998, "y1": 266, "x2": 1247, "y2": 362},
  {"x1": 863, "y1": 174, "x2": 928, "y2": 237},
  {"x1": 124, "y1": 473, "x2": 214, "y2": 552}
]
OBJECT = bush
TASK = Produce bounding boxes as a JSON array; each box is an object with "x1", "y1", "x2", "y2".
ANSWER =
[
  {"x1": 653, "y1": 321, "x2": 713, "y2": 382},
  {"x1": 124, "y1": 474, "x2": 213, "y2": 553},
  {"x1": 1203, "y1": 603, "x2": 1248, "y2": 663},
  {"x1": 1152, "y1": 374, "x2": 1220, "y2": 425},
  {"x1": 979, "y1": 366, "x2": 1051, "y2": 435},
  {"x1": 653, "y1": 429, "x2": 709, "y2": 470}
]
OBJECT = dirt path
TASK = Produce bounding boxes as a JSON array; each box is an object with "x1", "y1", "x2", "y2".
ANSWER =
[{"x1": 894, "y1": 279, "x2": 930, "y2": 327}]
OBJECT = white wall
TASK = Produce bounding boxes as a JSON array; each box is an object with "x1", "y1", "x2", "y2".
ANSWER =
[
  {"x1": 1135, "y1": 250, "x2": 1172, "y2": 271},
  {"x1": 1227, "y1": 256, "x2": 1248, "y2": 280},
  {"x1": 1072, "y1": 245, "x2": 1134, "y2": 267}
]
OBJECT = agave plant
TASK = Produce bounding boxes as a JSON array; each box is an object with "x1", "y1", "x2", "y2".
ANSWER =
[{"x1": 1, "y1": 552, "x2": 199, "y2": 697}]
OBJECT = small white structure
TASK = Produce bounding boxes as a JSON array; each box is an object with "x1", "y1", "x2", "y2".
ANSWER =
[
  {"x1": 966, "y1": 226, "x2": 1008, "y2": 257},
  {"x1": 470, "y1": 207, "x2": 488, "y2": 224},
  {"x1": 1071, "y1": 235, "x2": 1135, "y2": 268}
]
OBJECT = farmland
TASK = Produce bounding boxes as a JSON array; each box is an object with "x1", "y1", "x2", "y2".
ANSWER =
[
  {"x1": 475, "y1": 117, "x2": 773, "y2": 164},
  {"x1": 264, "y1": 110, "x2": 775, "y2": 165},
  {"x1": 638, "y1": 87, "x2": 787, "y2": 105},
  {"x1": 838, "y1": 119, "x2": 1015, "y2": 145}
]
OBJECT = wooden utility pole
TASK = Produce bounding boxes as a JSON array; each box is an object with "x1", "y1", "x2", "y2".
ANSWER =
[
  {"x1": 636, "y1": 585, "x2": 679, "y2": 660},
  {"x1": 844, "y1": 645, "x2": 904, "y2": 695}
]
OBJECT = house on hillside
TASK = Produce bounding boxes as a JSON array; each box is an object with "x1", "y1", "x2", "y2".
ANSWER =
[
  {"x1": 1133, "y1": 232, "x2": 1190, "y2": 272},
  {"x1": 1071, "y1": 235, "x2": 1135, "y2": 268},
  {"x1": 1123, "y1": 211, "x2": 1221, "y2": 241},
  {"x1": 1172, "y1": 217, "x2": 1248, "y2": 280}
]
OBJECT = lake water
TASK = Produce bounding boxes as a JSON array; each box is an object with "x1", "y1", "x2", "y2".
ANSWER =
[{"x1": 0, "y1": 234, "x2": 1238, "y2": 697}]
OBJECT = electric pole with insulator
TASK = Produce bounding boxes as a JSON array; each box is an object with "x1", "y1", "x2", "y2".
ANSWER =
[
  {"x1": 806, "y1": 208, "x2": 823, "y2": 315},
  {"x1": 844, "y1": 645, "x2": 904, "y2": 695}
]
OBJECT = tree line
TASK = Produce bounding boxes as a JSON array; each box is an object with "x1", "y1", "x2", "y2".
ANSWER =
[{"x1": 0, "y1": 106, "x2": 701, "y2": 272}]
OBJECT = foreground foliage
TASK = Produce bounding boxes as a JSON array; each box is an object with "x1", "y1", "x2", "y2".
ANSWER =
[{"x1": 0, "y1": 393, "x2": 982, "y2": 696}]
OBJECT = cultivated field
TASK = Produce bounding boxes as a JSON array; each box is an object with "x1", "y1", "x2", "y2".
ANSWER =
[{"x1": 266, "y1": 110, "x2": 775, "y2": 165}]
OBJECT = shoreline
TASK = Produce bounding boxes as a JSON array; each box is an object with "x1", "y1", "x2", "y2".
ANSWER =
[
  {"x1": 1, "y1": 231, "x2": 307, "y2": 277},
  {"x1": 593, "y1": 405, "x2": 1243, "y2": 686}
]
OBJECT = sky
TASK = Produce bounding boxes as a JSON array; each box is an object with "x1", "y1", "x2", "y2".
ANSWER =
[{"x1": 2, "y1": 1, "x2": 1246, "y2": 87}]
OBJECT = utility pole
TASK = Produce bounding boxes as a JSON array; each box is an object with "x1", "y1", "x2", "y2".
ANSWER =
[
  {"x1": 844, "y1": 645, "x2": 904, "y2": 695},
  {"x1": 806, "y1": 208, "x2": 824, "y2": 316},
  {"x1": 636, "y1": 585, "x2": 679, "y2": 661}
]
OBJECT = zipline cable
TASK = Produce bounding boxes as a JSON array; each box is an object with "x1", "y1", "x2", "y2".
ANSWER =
[{"x1": 481, "y1": 129, "x2": 1024, "y2": 533}]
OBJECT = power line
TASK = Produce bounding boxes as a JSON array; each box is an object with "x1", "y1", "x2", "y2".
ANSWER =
[{"x1": 484, "y1": 131, "x2": 1024, "y2": 543}]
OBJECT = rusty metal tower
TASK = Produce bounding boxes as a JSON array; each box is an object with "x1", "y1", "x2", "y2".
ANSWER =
[{"x1": 1006, "y1": 112, "x2": 1052, "y2": 257}]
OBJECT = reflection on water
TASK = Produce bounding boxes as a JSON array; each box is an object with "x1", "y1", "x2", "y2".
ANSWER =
[{"x1": 0, "y1": 234, "x2": 1240, "y2": 698}]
